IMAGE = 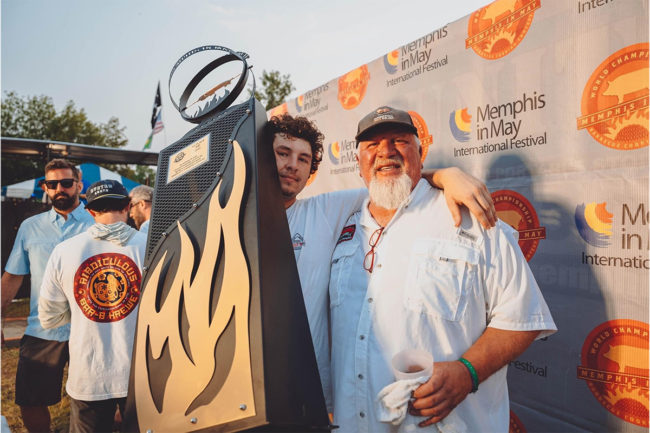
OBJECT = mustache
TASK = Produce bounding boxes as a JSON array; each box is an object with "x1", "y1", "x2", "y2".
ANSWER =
[{"x1": 373, "y1": 156, "x2": 404, "y2": 172}]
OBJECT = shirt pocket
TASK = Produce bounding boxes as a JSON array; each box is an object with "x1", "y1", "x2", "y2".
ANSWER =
[
  {"x1": 329, "y1": 240, "x2": 358, "y2": 308},
  {"x1": 404, "y1": 239, "x2": 480, "y2": 322}
]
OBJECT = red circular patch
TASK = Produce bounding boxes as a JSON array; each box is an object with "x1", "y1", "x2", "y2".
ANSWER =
[
  {"x1": 74, "y1": 253, "x2": 141, "y2": 323},
  {"x1": 492, "y1": 190, "x2": 545, "y2": 261},
  {"x1": 509, "y1": 410, "x2": 527, "y2": 433},
  {"x1": 578, "y1": 320, "x2": 649, "y2": 427}
]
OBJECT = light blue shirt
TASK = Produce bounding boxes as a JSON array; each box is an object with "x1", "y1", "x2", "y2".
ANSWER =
[
  {"x1": 139, "y1": 219, "x2": 150, "y2": 234},
  {"x1": 4, "y1": 203, "x2": 94, "y2": 341}
]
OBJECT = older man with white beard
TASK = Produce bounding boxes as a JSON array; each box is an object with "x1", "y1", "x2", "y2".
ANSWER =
[{"x1": 328, "y1": 106, "x2": 556, "y2": 433}]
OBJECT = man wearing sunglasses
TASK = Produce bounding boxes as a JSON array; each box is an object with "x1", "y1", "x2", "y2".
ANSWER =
[
  {"x1": 2, "y1": 159, "x2": 94, "y2": 432},
  {"x1": 328, "y1": 107, "x2": 556, "y2": 432},
  {"x1": 128, "y1": 185, "x2": 153, "y2": 233},
  {"x1": 266, "y1": 114, "x2": 497, "y2": 412}
]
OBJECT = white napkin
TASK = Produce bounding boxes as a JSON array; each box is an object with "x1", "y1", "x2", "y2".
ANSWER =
[
  {"x1": 376, "y1": 378, "x2": 468, "y2": 433},
  {"x1": 377, "y1": 376, "x2": 428, "y2": 425}
]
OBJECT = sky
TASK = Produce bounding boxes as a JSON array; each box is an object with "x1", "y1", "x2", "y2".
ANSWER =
[{"x1": 2, "y1": 0, "x2": 490, "y2": 153}]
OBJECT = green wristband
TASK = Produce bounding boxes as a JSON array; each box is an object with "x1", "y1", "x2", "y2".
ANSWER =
[{"x1": 458, "y1": 357, "x2": 479, "y2": 393}]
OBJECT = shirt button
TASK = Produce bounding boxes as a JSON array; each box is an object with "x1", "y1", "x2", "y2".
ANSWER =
[
  {"x1": 367, "y1": 298, "x2": 373, "y2": 303},
  {"x1": 359, "y1": 335, "x2": 365, "y2": 340},
  {"x1": 377, "y1": 263, "x2": 382, "y2": 268},
  {"x1": 358, "y1": 374, "x2": 364, "y2": 379},
  {"x1": 360, "y1": 412, "x2": 365, "y2": 418}
]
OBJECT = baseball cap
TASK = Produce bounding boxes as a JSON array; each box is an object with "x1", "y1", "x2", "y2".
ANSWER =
[
  {"x1": 85, "y1": 179, "x2": 129, "y2": 210},
  {"x1": 355, "y1": 106, "x2": 418, "y2": 141}
]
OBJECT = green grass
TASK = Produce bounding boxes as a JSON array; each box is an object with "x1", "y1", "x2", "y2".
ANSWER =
[
  {"x1": 1, "y1": 345, "x2": 70, "y2": 433},
  {"x1": 4, "y1": 298, "x2": 30, "y2": 319}
]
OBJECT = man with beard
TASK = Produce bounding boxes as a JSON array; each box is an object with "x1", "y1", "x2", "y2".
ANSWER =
[
  {"x1": 128, "y1": 185, "x2": 153, "y2": 233},
  {"x1": 266, "y1": 114, "x2": 497, "y2": 411},
  {"x1": 328, "y1": 107, "x2": 556, "y2": 432},
  {"x1": 2, "y1": 159, "x2": 94, "y2": 432}
]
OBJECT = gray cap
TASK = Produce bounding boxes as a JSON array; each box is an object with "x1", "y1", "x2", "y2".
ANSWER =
[{"x1": 355, "y1": 106, "x2": 418, "y2": 141}]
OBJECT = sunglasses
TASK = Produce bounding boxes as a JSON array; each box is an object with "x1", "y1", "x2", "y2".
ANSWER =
[{"x1": 43, "y1": 178, "x2": 77, "y2": 189}]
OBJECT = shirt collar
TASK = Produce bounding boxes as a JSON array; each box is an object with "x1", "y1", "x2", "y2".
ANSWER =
[{"x1": 48, "y1": 202, "x2": 87, "y2": 223}]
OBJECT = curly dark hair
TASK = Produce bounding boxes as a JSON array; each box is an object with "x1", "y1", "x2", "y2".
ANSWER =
[{"x1": 267, "y1": 114, "x2": 324, "y2": 174}]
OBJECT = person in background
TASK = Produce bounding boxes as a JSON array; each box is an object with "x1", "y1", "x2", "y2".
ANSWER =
[
  {"x1": 39, "y1": 179, "x2": 146, "y2": 433},
  {"x1": 128, "y1": 185, "x2": 153, "y2": 233},
  {"x1": 328, "y1": 106, "x2": 556, "y2": 432},
  {"x1": 1, "y1": 158, "x2": 94, "y2": 433}
]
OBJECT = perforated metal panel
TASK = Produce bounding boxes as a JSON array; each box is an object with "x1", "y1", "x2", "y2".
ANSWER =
[{"x1": 147, "y1": 103, "x2": 248, "y2": 259}]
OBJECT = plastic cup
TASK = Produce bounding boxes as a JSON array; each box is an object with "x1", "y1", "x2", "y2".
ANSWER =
[{"x1": 391, "y1": 349, "x2": 433, "y2": 381}]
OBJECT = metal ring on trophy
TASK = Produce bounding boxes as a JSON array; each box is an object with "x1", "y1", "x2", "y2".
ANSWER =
[{"x1": 168, "y1": 45, "x2": 250, "y2": 124}]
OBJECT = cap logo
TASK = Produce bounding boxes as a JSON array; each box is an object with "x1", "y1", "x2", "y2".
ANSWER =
[
  {"x1": 374, "y1": 114, "x2": 395, "y2": 122},
  {"x1": 376, "y1": 107, "x2": 390, "y2": 114}
]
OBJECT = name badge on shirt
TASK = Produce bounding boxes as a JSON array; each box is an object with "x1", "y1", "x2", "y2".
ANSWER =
[{"x1": 337, "y1": 225, "x2": 356, "y2": 245}]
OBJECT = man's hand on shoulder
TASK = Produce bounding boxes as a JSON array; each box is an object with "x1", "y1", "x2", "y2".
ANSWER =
[
  {"x1": 423, "y1": 167, "x2": 497, "y2": 229},
  {"x1": 409, "y1": 360, "x2": 473, "y2": 426}
]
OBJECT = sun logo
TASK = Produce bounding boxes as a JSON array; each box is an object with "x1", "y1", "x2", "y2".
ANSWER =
[
  {"x1": 383, "y1": 50, "x2": 399, "y2": 74},
  {"x1": 328, "y1": 141, "x2": 341, "y2": 165},
  {"x1": 577, "y1": 43, "x2": 648, "y2": 150},
  {"x1": 295, "y1": 95, "x2": 304, "y2": 113},
  {"x1": 575, "y1": 202, "x2": 613, "y2": 248},
  {"x1": 449, "y1": 108, "x2": 472, "y2": 142},
  {"x1": 466, "y1": 0, "x2": 540, "y2": 60}
]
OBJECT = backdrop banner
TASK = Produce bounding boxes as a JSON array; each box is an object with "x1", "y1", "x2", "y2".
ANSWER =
[{"x1": 272, "y1": 0, "x2": 649, "y2": 431}]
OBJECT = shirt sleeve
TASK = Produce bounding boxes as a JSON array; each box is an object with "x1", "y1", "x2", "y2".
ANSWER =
[
  {"x1": 316, "y1": 188, "x2": 368, "y2": 236},
  {"x1": 483, "y1": 221, "x2": 557, "y2": 339},
  {"x1": 39, "y1": 298, "x2": 71, "y2": 329},
  {"x1": 39, "y1": 246, "x2": 67, "y2": 303},
  {"x1": 4, "y1": 222, "x2": 30, "y2": 275}
]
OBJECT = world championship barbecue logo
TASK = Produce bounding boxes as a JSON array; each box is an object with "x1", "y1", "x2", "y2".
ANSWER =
[
  {"x1": 450, "y1": 108, "x2": 472, "y2": 142},
  {"x1": 338, "y1": 65, "x2": 370, "y2": 110},
  {"x1": 578, "y1": 320, "x2": 649, "y2": 427},
  {"x1": 508, "y1": 410, "x2": 527, "y2": 433},
  {"x1": 409, "y1": 110, "x2": 433, "y2": 162},
  {"x1": 492, "y1": 190, "x2": 546, "y2": 261},
  {"x1": 466, "y1": 0, "x2": 540, "y2": 60},
  {"x1": 575, "y1": 202, "x2": 613, "y2": 248},
  {"x1": 74, "y1": 253, "x2": 141, "y2": 323},
  {"x1": 577, "y1": 43, "x2": 649, "y2": 150},
  {"x1": 269, "y1": 102, "x2": 288, "y2": 117}
]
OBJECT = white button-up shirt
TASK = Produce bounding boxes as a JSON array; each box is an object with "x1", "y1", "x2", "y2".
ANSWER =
[{"x1": 329, "y1": 180, "x2": 556, "y2": 433}]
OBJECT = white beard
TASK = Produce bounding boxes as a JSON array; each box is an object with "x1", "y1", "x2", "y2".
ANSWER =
[{"x1": 368, "y1": 172, "x2": 413, "y2": 210}]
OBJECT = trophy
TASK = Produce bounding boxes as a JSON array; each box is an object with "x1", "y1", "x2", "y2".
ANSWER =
[{"x1": 124, "y1": 46, "x2": 330, "y2": 433}]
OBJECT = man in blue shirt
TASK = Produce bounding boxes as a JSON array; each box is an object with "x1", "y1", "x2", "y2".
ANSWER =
[{"x1": 1, "y1": 159, "x2": 94, "y2": 433}]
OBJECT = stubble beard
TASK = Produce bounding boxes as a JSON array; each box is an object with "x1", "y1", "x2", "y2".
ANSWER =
[{"x1": 368, "y1": 171, "x2": 412, "y2": 210}]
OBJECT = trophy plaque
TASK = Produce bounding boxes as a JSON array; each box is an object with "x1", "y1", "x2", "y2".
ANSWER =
[{"x1": 124, "y1": 46, "x2": 330, "y2": 433}]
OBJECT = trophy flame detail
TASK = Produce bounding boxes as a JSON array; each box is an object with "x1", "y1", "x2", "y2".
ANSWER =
[{"x1": 134, "y1": 140, "x2": 255, "y2": 432}]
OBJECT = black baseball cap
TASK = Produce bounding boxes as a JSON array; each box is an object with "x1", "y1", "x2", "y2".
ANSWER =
[
  {"x1": 85, "y1": 179, "x2": 129, "y2": 210},
  {"x1": 355, "y1": 106, "x2": 419, "y2": 141}
]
